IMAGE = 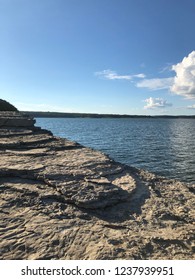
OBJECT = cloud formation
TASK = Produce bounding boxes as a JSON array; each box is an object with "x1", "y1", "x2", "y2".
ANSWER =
[
  {"x1": 171, "y1": 51, "x2": 195, "y2": 98},
  {"x1": 137, "y1": 77, "x2": 173, "y2": 90},
  {"x1": 95, "y1": 69, "x2": 145, "y2": 80},
  {"x1": 144, "y1": 97, "x2": 172, "y2": 109},
  {"x1": 136, "y1": 51, "x2": 195, "y2": 98},
  {"x1": 187, "y1": 104, "x2": 195, "y2": 109},
  {"x1": 96, "y1": 51, "x2": 195, "y2": 104}
]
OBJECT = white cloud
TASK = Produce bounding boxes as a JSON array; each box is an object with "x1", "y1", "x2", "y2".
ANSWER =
[
  {"x1": 96, "y1": 51, "x2": 195, "y2": 100},
  {"x1": 159, "y1": 63, "x2": 173, "y2": 73},
  {"x1": 136, "y1": 51, "x2": 195, "y2": 97},
  {"x1": 134, "y1": 73, "x2": 146, "y2": 78},
  {"x1": 171, "y1": 51, "x2": 195, "y2": 98},
  {"x1": 187, "y1": 104, "x2": 195, "y2": 109},
  {"x1": 144, "y1": 97, "x2": 172, "y2": 109},
  {"x1": 95, "y1": 69, "x2": 146, "y2": 80},
  {"x1": 137, "y1": 77, "x2": 174, "y2": 90}
]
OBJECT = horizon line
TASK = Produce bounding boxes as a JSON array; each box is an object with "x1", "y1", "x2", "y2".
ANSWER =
[{"x1": 21, "y1": 110, "x2": 195, "y2": 118}]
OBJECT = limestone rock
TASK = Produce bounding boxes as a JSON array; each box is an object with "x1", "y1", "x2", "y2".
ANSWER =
[
  {"x1": 0, "y1": 112, "x2": 35, "y2": 128},
  {"x1": 0, "y1": 112, "x2": 194, "y2": 260}
]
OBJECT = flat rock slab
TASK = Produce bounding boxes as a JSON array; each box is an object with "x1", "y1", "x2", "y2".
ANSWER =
[
  {"x1": 0, "y1": 127, "x2": 135, "y2": 209},
  {"x1": 0, "y1": 112, "x2": 35, "y2": 128},
  {"x1": 0, "y1": 113, "x2": 194, "y2": 260}
]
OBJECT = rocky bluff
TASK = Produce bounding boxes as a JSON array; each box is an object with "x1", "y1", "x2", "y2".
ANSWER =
[{"x1": 0, "y1": 112, "x2": 194, "y2": 259}]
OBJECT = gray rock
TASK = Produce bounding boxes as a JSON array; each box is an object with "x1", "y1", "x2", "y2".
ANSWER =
[
  {"x1": 0, "y1": 112, "x2": 35, "y2": 128},
  {"x1": 0, "y1": 112, "x2": 194, "y2": 260}
]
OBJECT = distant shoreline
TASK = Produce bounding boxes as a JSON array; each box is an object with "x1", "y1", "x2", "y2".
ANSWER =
[{"x1": 22, "y1": 111, "x2": 195, "y2": 119}]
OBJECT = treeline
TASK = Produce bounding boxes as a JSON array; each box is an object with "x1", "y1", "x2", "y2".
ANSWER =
[
  {"x1": 0, "y1": 99, "x2": 18, "y2": 111},
  {"x1": 22, "y1": 111, "x2": 195, "y2": 119}
]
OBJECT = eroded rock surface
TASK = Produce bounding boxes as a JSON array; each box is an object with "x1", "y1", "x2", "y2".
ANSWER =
[{"x1": 0, "y1": 112, "x2": 194, "y2": 259}]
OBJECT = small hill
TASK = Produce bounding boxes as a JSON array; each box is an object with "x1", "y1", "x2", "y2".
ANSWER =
[{"x1": 0, "y1": 99, "x2": 18, "y2": 111}]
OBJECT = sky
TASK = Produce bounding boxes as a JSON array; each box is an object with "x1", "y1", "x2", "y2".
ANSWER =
[{"x1": 0, "y1": 0, "x2": 195, "y2": 115}]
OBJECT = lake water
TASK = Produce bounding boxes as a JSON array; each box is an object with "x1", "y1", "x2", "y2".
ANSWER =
[{"x1": 36, "y1": 117, "x2": 195, "y2": 184}]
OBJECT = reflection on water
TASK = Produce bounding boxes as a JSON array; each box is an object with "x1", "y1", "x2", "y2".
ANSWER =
[
  {"x1": 36, "y1": 117, "x2": 195, "y2": 184},
  {"x1": 169, "y1": 120, "x2": 195, "y2": 182}
]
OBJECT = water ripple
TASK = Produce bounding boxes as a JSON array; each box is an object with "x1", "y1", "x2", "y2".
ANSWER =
[{"x1": 36, "y1": 118, "x2": 195, "y2": 184}]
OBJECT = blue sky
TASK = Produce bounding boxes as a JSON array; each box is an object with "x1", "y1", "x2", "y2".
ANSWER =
[{"x1": 1, "y1": 0, "x2": 195, "y2": 115}]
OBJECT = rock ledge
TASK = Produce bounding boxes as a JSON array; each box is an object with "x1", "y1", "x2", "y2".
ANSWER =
[{"x1": 0, "y1": 112, "x2": 194, "y2": 260}]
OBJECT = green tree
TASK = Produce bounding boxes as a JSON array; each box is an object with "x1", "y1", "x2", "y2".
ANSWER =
[{"x1": 0, "y1": 99, "x2": 18, "y2": 111}]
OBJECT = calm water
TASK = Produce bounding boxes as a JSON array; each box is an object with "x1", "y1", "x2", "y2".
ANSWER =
[{"x1": 36, "y1": 118, "x2": 195, "y2": 184}]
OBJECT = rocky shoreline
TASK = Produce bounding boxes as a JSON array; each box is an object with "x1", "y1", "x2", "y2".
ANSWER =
[{"x1": 0, "y1": 112, "x2": 194, "y2": 259}]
